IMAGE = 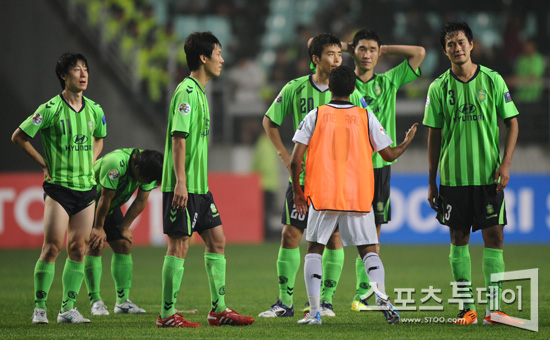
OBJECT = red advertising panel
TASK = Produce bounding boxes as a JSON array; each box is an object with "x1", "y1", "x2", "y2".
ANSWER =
[{"x1": 0, "y1": 173, "x2": 263, "y2": 248}]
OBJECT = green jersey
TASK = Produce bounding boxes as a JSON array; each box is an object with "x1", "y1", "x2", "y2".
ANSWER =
[
  {"x1": 265, "y1": 74, "x2": 363, "y2": 185},
  {"x1": 355, "y1": 60, "x2": 420, "y2": 168},
  {"x1": 19, "y1": 94, "x2": 107, "y2": 191},
  {"x1": 95, "y1": 148, "x2": 158, "y2": 214},
  {"x1": 423, "y1": 65, "x2": 519, "y2": 186},
  {"x1": 161, "y1": 77, "x2": 210, "y2": 194}
]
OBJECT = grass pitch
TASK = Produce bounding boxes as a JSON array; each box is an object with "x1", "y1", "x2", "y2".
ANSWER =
[{"x1": 0, "y1": 243, "x2": 548, "y2": 339}]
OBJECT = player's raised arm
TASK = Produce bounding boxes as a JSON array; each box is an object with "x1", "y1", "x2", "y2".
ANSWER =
[
  {"x1": 378, "y1": 123, "x2": 418, "y2": 162},
  {"x1": 379, "y1": 45, "x2": 425, "y2": 71}
]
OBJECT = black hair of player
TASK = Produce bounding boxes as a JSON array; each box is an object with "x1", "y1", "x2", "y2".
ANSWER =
[
  {"x1": 55, "y1": 52, "x2": 89, "y2": 91},
  {"x1": 308, "y1": 33, "x2": 341, "y2": 69},
  {"x1": 352, "y1": 28, "x2": 382, "y2": 48},
  {"x1": 440, "y1": 21, "x2": 474, "y2": 51},
  {"x1": 184, "y1": 31, "x2": 222, "y2": 71},
  {"x1": 134, "y1": 150, "x2": 163, "y2": 183},
  {"x1": 329, "y1": 65, "x2": 356, "y2": 98}
]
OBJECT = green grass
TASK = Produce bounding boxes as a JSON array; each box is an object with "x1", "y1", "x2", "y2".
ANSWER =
[{"x1": 0, "y1": 243, "x2": 548, "y2": 339}]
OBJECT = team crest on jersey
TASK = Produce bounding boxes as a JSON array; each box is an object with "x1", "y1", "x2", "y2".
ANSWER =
[
  {"x1": 108, "y1": 169, "x2": 120, "y2": 180},
  {"x1": 88, "y1": 120, "x2": 94, "y2": 133},
  {"x1": 477, "y1": 89, "x2": 487, "y2": 102},
  {"x1": 504, "y1": 92, "x2": 512, "y2": 103},
  {"x1": 376, "y1": 202, "x2": 384, "y2": 212},
  {"x1": 276, "y1": 93, "x2": 283, "y2": 104},
  {"x1": 425, "y1": 95, "x2": 430, "y2": 107},
  {"x1": 374, "y1": 83, "x2": 382, "y2": 96},
  {"x1": 178, "y1": 102, "x2": 191, "y2": 115},
  {"x1": 31, "y1": 113, "x2": 43, "y2": 126},
  {"x1": 379, "y1": 126, "x2": 387, "y2": 135}
]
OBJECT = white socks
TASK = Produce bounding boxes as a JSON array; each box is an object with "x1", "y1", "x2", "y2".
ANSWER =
[
  {"x1": 304, "y1": 253, "x2": 322, "y2": 315},
  {"x1": 363, "y1": 252, "x2": 387, "y2": 300}
]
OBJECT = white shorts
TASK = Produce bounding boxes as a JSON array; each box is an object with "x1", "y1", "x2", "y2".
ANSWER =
[{"x1": 305, "y1": 206, "x2": 378, "y2": 246}]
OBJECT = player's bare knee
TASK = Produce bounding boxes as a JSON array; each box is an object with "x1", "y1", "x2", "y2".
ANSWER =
[
  {"x1": 67, "y1": 241, "x2": 86, "y2": 261},
  {"x1": 281, "y1": 225, "x2": 301, "y2": 248},
  {"x1": 40, "y1": 242, "x2": 62, "y2": 261}
]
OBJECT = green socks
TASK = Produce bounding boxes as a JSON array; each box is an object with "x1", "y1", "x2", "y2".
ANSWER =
[
  {"x1": 276, "y1": 247, "x2": 300, "y2": 307},
  {"x1": 112, "y1": 253, "x2": 133, "y2": 304},
  {"x1": 354, "y1": 256, "x2": 370, "y2": 300},
  {"x1": 204, "y1": 253, "x2": 227, "y2": 313},
  {"x1": 449, "y1": 244, "x2": 475, "y2": 311},
  {"x1": 160, "y1": 256, "x2": 184, "y2": 319},
  {"x1": 34, "y1": 260, "x2": 55, "y2": 310},
  {"x1": 61, "y1": 259, "x2": 85, "y2": 312},
  {"x1": 84, "y1": 255, "x2": 103, "y2": 304},
  {"x1": 483, "y1": 248, "x2": 504, "y2": 312},
  {"x1": 321, "y1": 248, "x2": 344, "y2": 304}
]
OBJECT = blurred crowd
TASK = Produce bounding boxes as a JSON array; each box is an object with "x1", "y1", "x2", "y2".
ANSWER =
[{"x1": 69, "y1": 0, "x2": 548, "y2": 144}]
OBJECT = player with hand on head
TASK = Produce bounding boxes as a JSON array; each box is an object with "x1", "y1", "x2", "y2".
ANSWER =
[
  {"x1": 12, "y1": 52, "x2": 107, "y2": 324},
  {"x1": 156, "y1": 31, "x2": 254, "y2": 328},
  {"x1": 342, "y1": 28, "x2": 425, "y2": 312},
  {"x1": 260, "y1": 33, "x2": 366, "y2": 318},
  {"x1": 423, "y1": 21, "x2": 519, "y2": 326},
  {"x1": 84, "y1": 148, "x2": 163, "y2": 316},
  {"x1": 291, "y1": 65, "x2": 417, "y2": 325}
]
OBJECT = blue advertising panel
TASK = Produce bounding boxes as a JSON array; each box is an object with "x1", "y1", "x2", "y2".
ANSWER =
[{"x1": 382, "y1": 174, "x2": 550, "y2": 244}]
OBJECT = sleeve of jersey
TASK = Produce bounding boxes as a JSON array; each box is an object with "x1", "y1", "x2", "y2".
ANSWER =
[
  {"x1": 385, "y1": 59, "x2": 421, "y2": 88},
  {"x1": 170, "y1": 88, "x2": 193, "y2": 136},
  {"x1": 292, "y1": 108, "x2": 317, "y2": 145},
  {"x1": 18, "y1": 103, "x2": 53, "y2": 138},
  {"x1": 98, "y1": 155, "x2": 123, "y2": 190},
  {"x1": 265, "y1": 82, "x2": 292, "y2": 126},
  {"x1": 367, "y1": 110, "x2": 393, "y2": 152},
  {"x1": 140, "y1": 180, "x2": 158, "y2": 192},
  {"x1": 495, "y1": 75, "x2": 519, "y2": 120},
  {"x1": 93, "y1": 105, "x2": 107, "y2": 138},
  {"x1": 422, "y1": 82, "x2": 443, "y2": 128}
]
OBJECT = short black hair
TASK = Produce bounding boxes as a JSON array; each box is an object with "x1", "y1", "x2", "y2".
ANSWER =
[
  {"x1": 134, "y1": 150, "x2": 163, "y2": 183},
  {"x1": 55, "y1": 52, "x2": 88, "y2": 90},
  {"x1": 440, "y1": 21, "x2": 473, "y2": 50},
  {"x1": 329, "y1": 65, "x2": 356, "y2": 97},
  {"x1": 352, "y1": 28, "x2": 381, "y2": 48},
  {"x1": 308, "y1": 33, "x2": 341, "y2": 69},
  {"x1": 184, "y1": 31, "x2": 221, "y2": 71}
]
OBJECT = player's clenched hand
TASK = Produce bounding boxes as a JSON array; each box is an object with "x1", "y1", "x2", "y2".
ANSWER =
[
  {"x1": 495, "y1": 164, "x2": 510, "y2": 193},
  {"x1": 427, "y1": 182, "x2": 439, "y2": 212},
  {"x1": 294, "y1": 192, "x2": 308, "y2": 216},
  {"x1": 42, "y1": 165, "x2": 52, "y2": 181},
  {"x1": 172, "y1": 182, "x2": 188, "y2": 211},
  {"x1": 89, "y1": 227, "x2": 106, "y2": 250},
  {"x1": 404, "y1": 123, "x2": 418, "y2": 143}
]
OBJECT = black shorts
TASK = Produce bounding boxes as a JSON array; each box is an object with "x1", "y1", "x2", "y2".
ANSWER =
[
  {"x1": 437, "y1": 184, "x2": 507, "y2": 232},
  {"x1": 103, "y1": 208, "x2": 125, "y2": 242},
  {"x1": 162, "y1": 191, "x2": 222, "y2": 236},
  {"x1": 43, "y1": 182, "x2": 96, "y2": 216},
  {"x1": 281, "y1": 182, "x2": 308, "y2": 229},
  {"x1": 372, "y1": 166, "x2": 391, "y2": 225}
]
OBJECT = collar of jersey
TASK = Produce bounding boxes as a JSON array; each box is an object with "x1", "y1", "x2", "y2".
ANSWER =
[{"x1": 188, "y1": 76, "x2": 205, "y2": 93}]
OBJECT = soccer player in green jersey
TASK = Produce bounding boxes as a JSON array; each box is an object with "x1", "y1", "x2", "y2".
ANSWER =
[
  {"x1": 260, "y1": 33, "x2": 363, "y2": 318},
  {"x1": 156, "y1": 31, "x2": 254, "y2": 328},
  {"x1": 342, "y1": 29, "x2": 425, "y2": 312},
  {"x1": 423, "y1": 22, "x2": 519, "y2": 326},
  {"x1": 11, "y1": 52, "x2": 107, "y2": 324},
  {"x1": 83, "y1": 148, "x2": 162, "y2": 316}
]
